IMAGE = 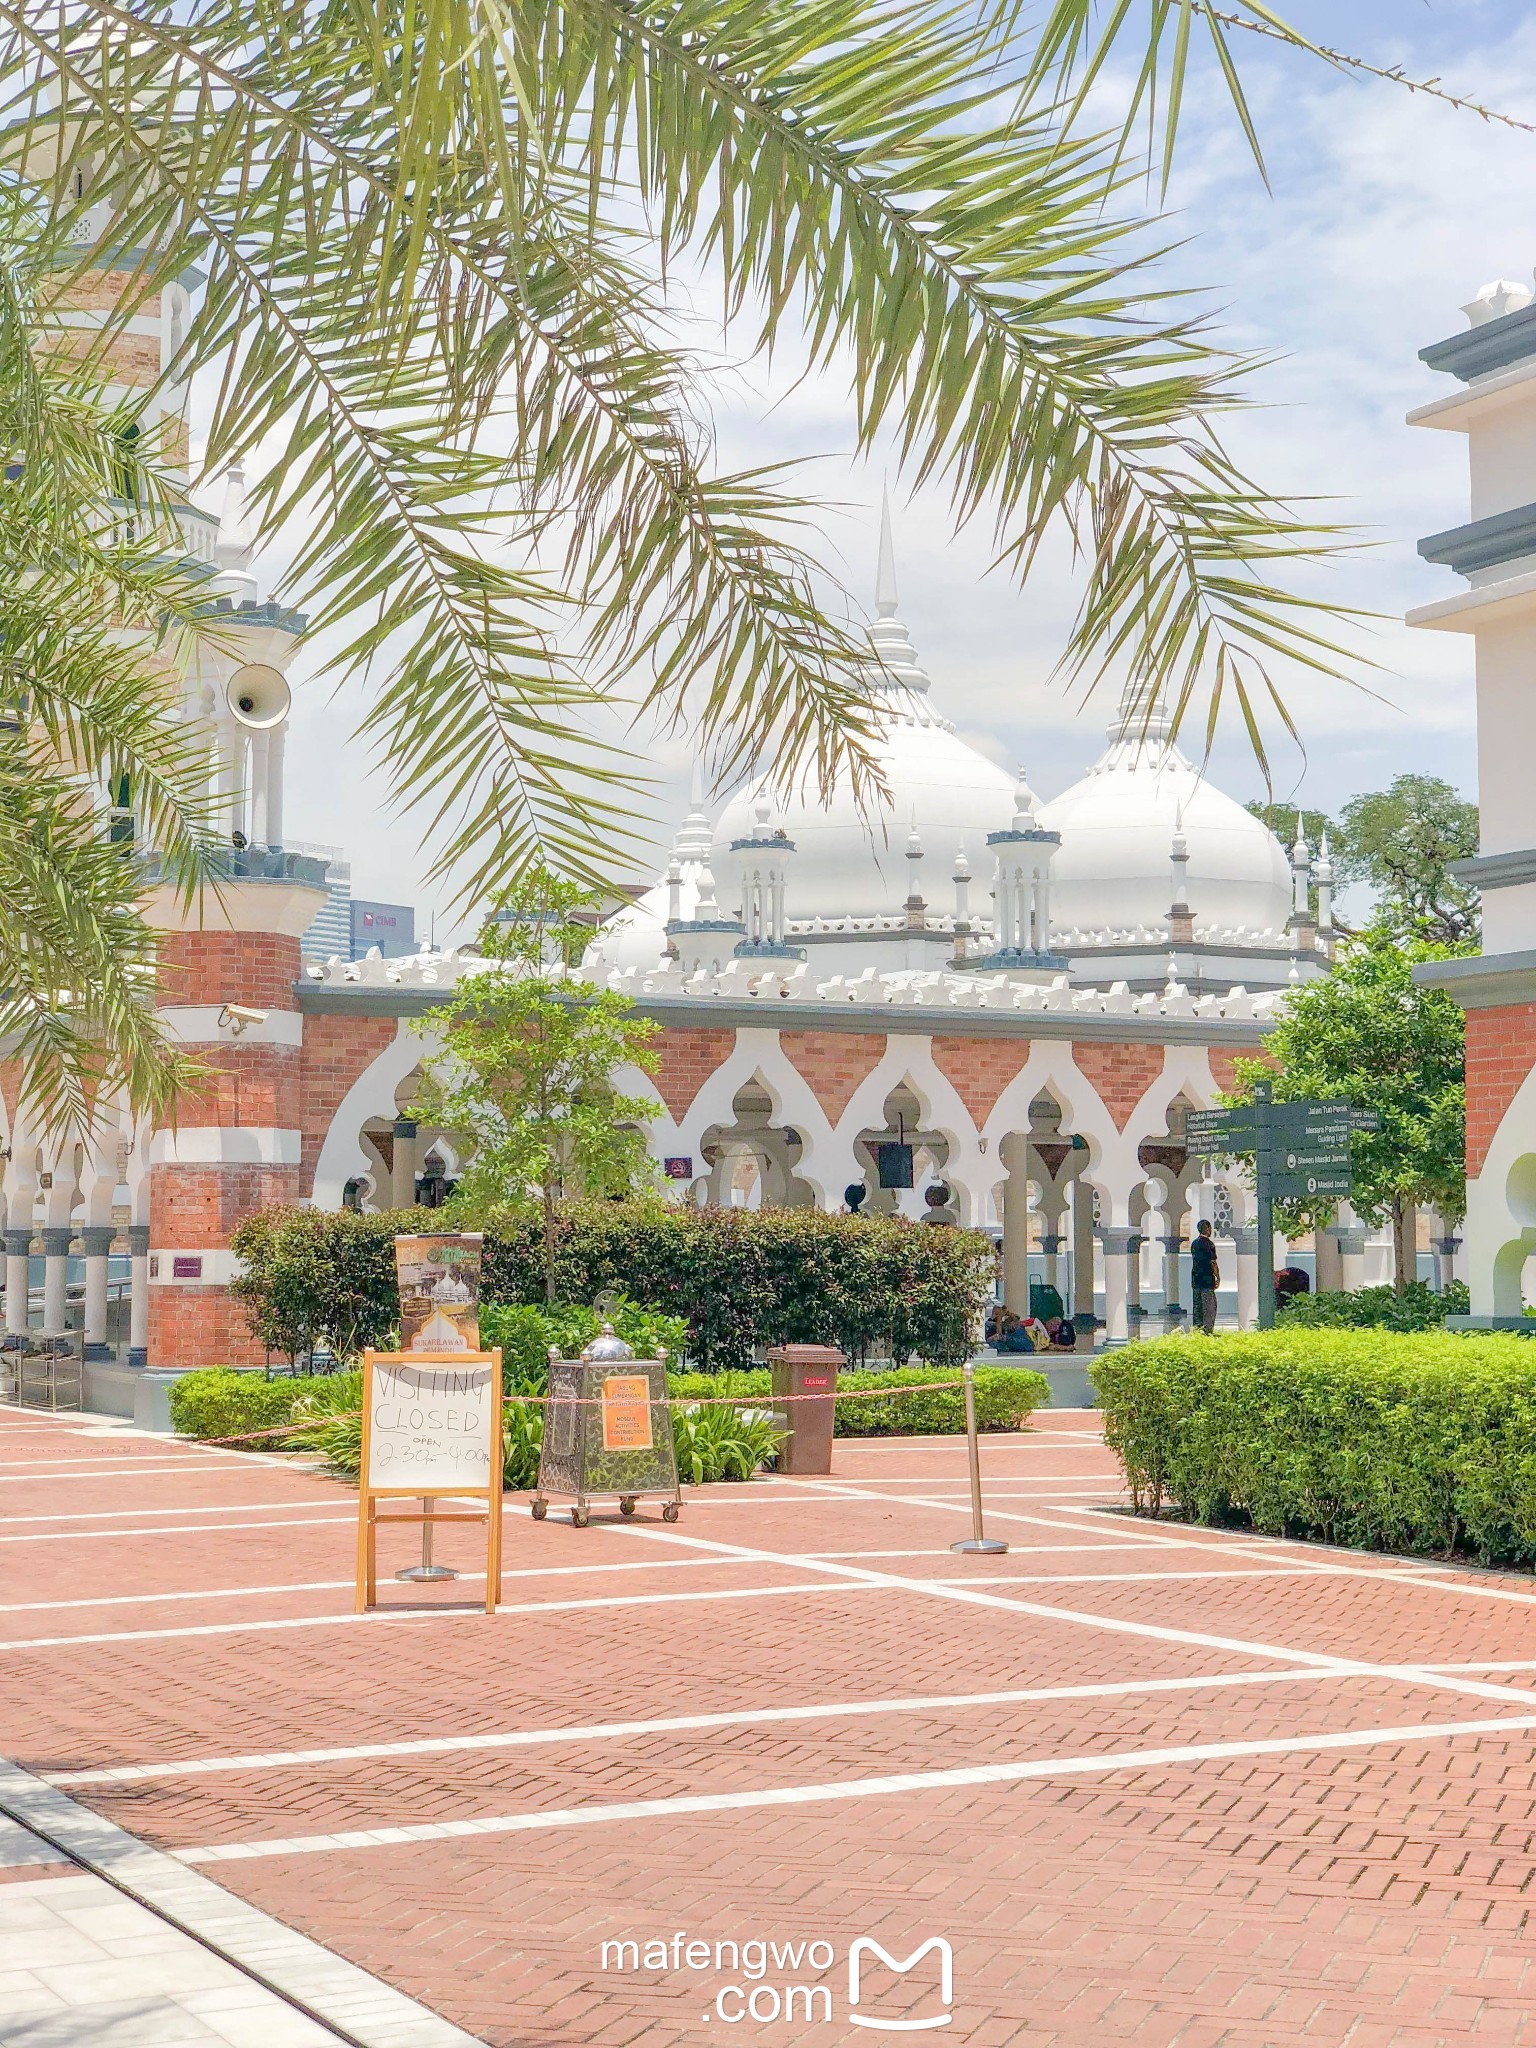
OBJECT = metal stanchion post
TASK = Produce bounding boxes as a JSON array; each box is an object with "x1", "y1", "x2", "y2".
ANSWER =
[
  {"x1": 950, "y1": 1359, "x2": 1008, "y2": 1556},
  {"x1": 396, "y1": 1495, "x2": 459, "y2": 1583}
]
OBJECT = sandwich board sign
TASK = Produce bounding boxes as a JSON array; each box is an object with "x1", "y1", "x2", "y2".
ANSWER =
[{"x1": 355, "y1": 1349, "x2": 503, "y2": 1613}]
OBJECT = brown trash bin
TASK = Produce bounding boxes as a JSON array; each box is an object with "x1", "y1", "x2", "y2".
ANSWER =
[{"x1": 767, "y1": 1344, "x2": 844, "y2": 1475}]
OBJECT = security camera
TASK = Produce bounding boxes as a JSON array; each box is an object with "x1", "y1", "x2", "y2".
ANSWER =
[{"x1": 217, "y1": 1003, "x2": 268, "y2": 1036}]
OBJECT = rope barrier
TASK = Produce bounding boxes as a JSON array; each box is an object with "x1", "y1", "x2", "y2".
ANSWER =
[{"x1": 200, "y1": 1375, "x2": 971, "y2": 1448}]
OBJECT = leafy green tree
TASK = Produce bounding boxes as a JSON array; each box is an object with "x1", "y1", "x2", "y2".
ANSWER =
[
  {"x1": 1338, "y1": 776, "x2": 1479, "y2": 947},
  {"x1": 0, "y1": 0, "x2": 1416, "y2": 907},
  {"x1": 412, "y1": 870, "x2": 660, "y2": 1298},
  {"x1": 1226, "y1": 922, "x2": 1468, "y2": 1295},
  {"x1": 1, "y1": 204, "x2": 218, "y2": 1129}
]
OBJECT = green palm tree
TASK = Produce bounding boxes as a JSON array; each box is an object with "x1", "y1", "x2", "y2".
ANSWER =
[
  {"x1": 0, "y1": 0, "x2": 1389, "y2": 915},
  {"x1": 1, "y1": 206, "x2": 217, "y2": 1131}
]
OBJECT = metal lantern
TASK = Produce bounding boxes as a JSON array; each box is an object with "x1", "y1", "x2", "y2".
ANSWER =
[{"x1": 532, "y1": 1320, "x2": 681, "y2": 1527}]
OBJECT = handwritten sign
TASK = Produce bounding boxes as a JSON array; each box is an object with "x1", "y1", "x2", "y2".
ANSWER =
[
  {"x1": 601, "y1": 1374, "x2": 655, "y2": 1452},
  {"x1": 356, "y1": 1350, "x2": 503, "y2": 1614},
  {"x1": 364, "y1": 1357, "x2": 498, "y2": 1491}
]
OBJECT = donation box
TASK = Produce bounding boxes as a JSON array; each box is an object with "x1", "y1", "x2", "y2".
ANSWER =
[
  {"x1": 533, "y1": 1326, "x2": 681, "y2": 1527},
  {"x1": 767, "y1": 1344, "x2": 843, "y2": 1476}
]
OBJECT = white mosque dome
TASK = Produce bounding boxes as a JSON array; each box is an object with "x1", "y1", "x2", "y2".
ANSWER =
[
  {"x1": 1038, "y1": 697, "x2": 1293, "y2": 942},
  {"x1": 710, "y1": 511, "x2": 1016, "y2": 925}
]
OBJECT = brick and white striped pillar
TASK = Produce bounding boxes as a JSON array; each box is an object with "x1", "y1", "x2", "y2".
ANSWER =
[{"x1": 145, "y1": 877, "x2": 325, "y2": 1387}]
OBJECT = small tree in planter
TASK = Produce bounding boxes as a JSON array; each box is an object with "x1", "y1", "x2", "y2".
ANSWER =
[{"x1": 413, "y1": 867, "x2": 660, "y2": 1299}]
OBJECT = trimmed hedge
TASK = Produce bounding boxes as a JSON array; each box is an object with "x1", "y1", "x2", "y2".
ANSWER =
[
  {"x1": 169, "y1": 1361, "x2": 1048, "y2": 1453},
  {"x1": 1279, "y1": 1280, "x2": 1470, "y2": 1332},
  {"x1": 1093, "y1": 1330, "x2": 1536, "y2": 1565},
  {"x1": 667, "y1": 1365, "x2": 1049, "y2": 1436},
  {"x1": 230, "y1": 1201, "x2": 995, "y2": 1370},
  {"x1": 165, "y1": 1369, "x2": 319, "y2": 1449}
]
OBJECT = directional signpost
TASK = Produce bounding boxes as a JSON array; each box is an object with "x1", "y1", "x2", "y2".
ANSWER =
[{"x1": 1184, "y1": 1085, "x2": 1380, "y2": 1328}]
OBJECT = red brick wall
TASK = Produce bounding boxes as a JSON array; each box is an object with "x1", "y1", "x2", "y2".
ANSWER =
[
  {"x1": 149, "y1": 1164, "x2": 301, "y2": 1249},
  {"x1": 651, "y1": 1027, "x2": 737, "y2": 1122},
  {"x1": 148, "y1": 1287, "x2": 270, "y2": 1371},
  {"x1": 297, "y1": 1015, "x2": 400, "y2": 1192},
  {"x1": 1466, "y1": 1005, "x2": 1536, "y2": 1178},
  {"x1": 781, "y1": 1032, "x2": 887, "y2": 1123},
  {"x1": 157, "y1": 932, "x2": 302, "y2": 1011},
  {"x1": 169, "y1": 1044, "x2": 303, "y2": 1130},
  {"x1": 931, "y1": 1038, "x2": 1032, "y2": 1126},
  {"x1": 1072, "y1": 1042, "x2": 1165, "y2": 1132}
]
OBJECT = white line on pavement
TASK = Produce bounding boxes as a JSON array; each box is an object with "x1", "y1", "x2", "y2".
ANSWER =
[
  {"x1": 172, "y1": 1710, "x2": 1536, "y2": 1865},
  {"x1": 0, "y1": 1515, "x2": 357, "y2": 1544},
  {"x1": 0, "y1": 1499, "x2": 343, "y2": 1527},
  {"x1": 0, "y1": 1553, "x2": 763, "y2": 1616},
  {"x1": 51, "y1": 1667, "x2": 1336, "y2": 1786},
  {"x1": 0, "y1": 1579, "x2": 891, "y2": 1653},
  {"x1": 567, "y1": 1507, "x2": 1536, "y2": 1717}
]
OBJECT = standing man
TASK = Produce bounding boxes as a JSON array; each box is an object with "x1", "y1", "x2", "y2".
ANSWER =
[{"x1": 1190, "y1": 1220, "x2": 1220, "y2": 1334}]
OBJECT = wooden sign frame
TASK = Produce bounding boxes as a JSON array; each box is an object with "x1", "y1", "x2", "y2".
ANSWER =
[{"x1": 355, "y1": 1349, "x2": 503, "y2": 1614}]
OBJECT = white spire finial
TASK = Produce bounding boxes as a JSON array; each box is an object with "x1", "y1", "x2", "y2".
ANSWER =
[
  {"x1": 876, "y1": 482, "x2": 899, "y2": 620},
  {"x1": 215, "y1": 461, "x2": 253, "y2": 572},
  {"x1": 689, "y1": 755, "x2": 705, "y2": 813}
]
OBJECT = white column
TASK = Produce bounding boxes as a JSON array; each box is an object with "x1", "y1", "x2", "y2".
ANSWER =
[
  {"x1": 216, "y1": 719, "x2": 244, "y2": 838},
  {"x1": 994, "y1": 863, "x2": 1013, "y2": 952},
  {"x1": 391, "y1": 1118, "x2": 418, "y2": 1210},
  {"x1": 1071, "y1": 1179, "x2": 1096, "y2": 1332},
  {"x1": 127, "y1": 1224, "x2": 150, "y2": 1365},
  {"x1": 1314, "y1": 1217, "x2": 1344, "y2": 1293},
  {"x1": 3, "y1": 1229, "x2": 30, "y2": 1335},
  {"x1": 248, "y1": 728, "x2": 271, "y2": 846},
  {"x1": 1331, "y1": 1202, "x2": 1368, "y2": 1293},
  {"x1": 264, "y1": 722, "x2": 286, "y2": 847},
  {"x1": 1161, "y1": 1232, "x2": 1185, "y2": 1324},
  {"x1": 40, "y1": 1227, "x2": 71, "y2": 1333},
  {"x1": 80, "y1": 1227, "x2": 114, "y2": 1360},
  {"x1": 1233, "y1": 1222, "x2": 1259, "y2": 1330},
  {"x1": 1000, "y1": 1140, "x2": 1030, "y2": 1315},
  {"x1": 1100, "y1": 1225, "x2": 1135, "y2": 1345},
  {"x1": 770, "y1": 870, "x2": 786, "y2": 947},
  {"x1": 1039, "y1": 1223, "x2": 1063, "y2": 1294}
]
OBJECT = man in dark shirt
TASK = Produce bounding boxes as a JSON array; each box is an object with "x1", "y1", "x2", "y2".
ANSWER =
[{"x1": 1190, "y1": 1220, "x2": 1219, "y2": 1334}]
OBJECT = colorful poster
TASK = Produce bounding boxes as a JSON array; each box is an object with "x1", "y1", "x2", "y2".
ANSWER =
[
  {"x1": 601, "y1": 1373, "x2": 655, "y2": 1452},
  {"x1": 393, "y1": 1233, "x2": 484, "y2": 1352}
]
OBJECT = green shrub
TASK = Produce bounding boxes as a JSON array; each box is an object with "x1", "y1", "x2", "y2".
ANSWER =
[
  {"x1": 170, "y1": 1357, "x2": 1044, "y2": 1481},
  {"x1": 165, "y1": 1368, "x2": 315, "y2": 1448},
  {"x1": 480, "y1": 1202, "x2": 994, "y2": 1369},
  {"x1": 1092, "y1": 1330, "x2": 1536, "y2": 1565},
  {"x1": 229, "y1": 1208, "x2": 413, "y2": 1363},
  {"x1": 479, "y1": 1298, "x2": 689, "y2": 1391},
  {"x1": 1279, "y1": 1280, "x2": 1469, "y2": 1332},
  {"x1": 667, "y1": 1364, "x2": 1048, "y2": 1436},
  {"x1": 227, "y1": 1200, "x2": 994, "y2": 1372},
  {"x1": 672, "y1": 1401, "x2": 785, "y2": 1484}
]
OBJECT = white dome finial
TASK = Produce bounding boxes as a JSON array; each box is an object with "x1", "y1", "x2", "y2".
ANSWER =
[
  {"x1": 876, "y1": 481, "x2": 899, "y2": 620},
  {"x1": 672, "y1": 752, "x2": 714, "y2": 861},
  {"x1": 1463, "y1": 278, "x2": 1534, "y2": 328},
  {"x1": 1011, "y1": 764, "x2": 1040, "y2": 831}
]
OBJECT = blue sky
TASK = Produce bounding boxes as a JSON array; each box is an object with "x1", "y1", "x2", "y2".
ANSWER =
[{"x1": 270, "y1": 4, "x2": 1536, "y2": 928}]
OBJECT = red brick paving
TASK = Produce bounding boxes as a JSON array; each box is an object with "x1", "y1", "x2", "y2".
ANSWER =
[{"x1": 5, "y1": 1407, "x2": 1536, "y2": 2044}]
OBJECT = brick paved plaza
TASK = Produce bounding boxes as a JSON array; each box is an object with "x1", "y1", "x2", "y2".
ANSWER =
[{"x1": 4, "y1": 1406, "x2": 1536, "y2": 2046}]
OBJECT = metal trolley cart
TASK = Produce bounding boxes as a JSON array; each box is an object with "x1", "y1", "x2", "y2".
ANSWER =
[{"x1": 531, "y1": 1326, "x2": 682, "y2": 1527}]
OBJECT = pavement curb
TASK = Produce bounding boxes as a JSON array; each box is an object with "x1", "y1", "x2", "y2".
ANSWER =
[{"x1": 0, "y1": 1756, "x2": 487, "y2": 2048}]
